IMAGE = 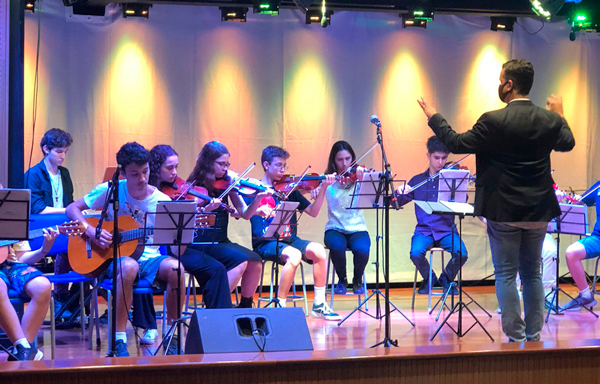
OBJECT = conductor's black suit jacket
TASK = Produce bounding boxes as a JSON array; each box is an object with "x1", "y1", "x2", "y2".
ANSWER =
[{"x1": 428, "y1": 99, "x2": 575, "y2": 222}]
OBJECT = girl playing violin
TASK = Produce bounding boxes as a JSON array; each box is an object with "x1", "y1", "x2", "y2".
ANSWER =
[
  {"x1": 243, "y1": 145, "x2": 341, "y2": 320},
  {"x1": 185, "y1": 141, "x2": 272, "y2": 308},
  {"x1": 148, "y1": 145, "x2": 232, "y2": 315},
  {"x1": 321, "y1": 141, "x2": 371, "y2": 295}
]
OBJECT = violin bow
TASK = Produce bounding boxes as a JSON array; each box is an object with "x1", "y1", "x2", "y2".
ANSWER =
[
  {"x1": 407, "y1": 153, "x2": 473, "y2": 193},
  {"x1": 339, "y1": 141, "x2": 379, "y2": 178},
  {"x1": 217, "y1": 162, "x2": 256, "y2": 200}
]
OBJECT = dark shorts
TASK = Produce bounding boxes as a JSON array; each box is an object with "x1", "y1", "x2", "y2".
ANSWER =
[
  {"x1": 106, "y1": 255, "x2": 170, "y2": 289},
  {"x1": 579, "y1": 232, "x2": 600, "y2": 260},
  {"x1": 0, "y1": 262, "x2": 46, "y2": 300},
  {"x1": 256, "y1": 237, "x2": 313, "y2": 265}
]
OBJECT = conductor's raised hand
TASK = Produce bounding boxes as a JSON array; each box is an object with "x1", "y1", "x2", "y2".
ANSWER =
[
  {"x1": 546, "y1": 94, "x2": 564, "y2": 118},
  {"x1": 417, "y1": 97, "x2": 437, "y2": 121}
]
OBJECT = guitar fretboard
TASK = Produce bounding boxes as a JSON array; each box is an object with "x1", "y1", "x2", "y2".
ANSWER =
[
  {"x1": 0, "y1": 226, "x2": 57, "y2": 248},
  {"x1": 119, "y1": 227, "x2": 155, "y2": 243}
]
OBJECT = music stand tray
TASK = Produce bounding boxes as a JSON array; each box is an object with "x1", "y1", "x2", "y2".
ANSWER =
[
  {"x1": 0, "y1": 189, "x2": 31, "y2": 241},
  {"x1": 152, "y1": 201, "x2": 197, "y2": 246},
  {"x1": 262, "y1": 201, "x2": 299, "y2": 239},
  {"x1": 547, "y1": 204, "x2": 588, "y2": 236},
  {"x1": 438, "y1": 169, "x2": 470, "y2": 203},
  {"x1": 350, "y1": 171, "x2": 385, "y2": 209}
]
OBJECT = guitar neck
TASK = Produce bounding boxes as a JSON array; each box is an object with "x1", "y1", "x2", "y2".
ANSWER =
[
  {"x1": 119, "y1": 227, "x2": 155, "y2": 243},
  {"x1": 0, "y1": 225, "x2": 57, "y2": 248}
]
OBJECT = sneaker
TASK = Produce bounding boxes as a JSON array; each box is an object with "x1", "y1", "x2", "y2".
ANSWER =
[
  {"x1": 311, "y1": 302, "x2": 342, "y2": 321},
  {"x1": 114, "y1": 340, "x2": 130, "y2": 357},
  {"x1": 352, "y1": 277, "x2": 365, "y2": 295},
  {"x1": 563, "y1": 293, "x2": 596, "y2": 312},
  {"x1": 164, "y1": 335, "x2": 180, "y2": 355},
  {"x1": 54, "y1": 299, "x2": 73, "y2": 320},
  {"x1": 334, "y1": 278, "x2": 348, "y2": 295},
  {"x1": 7, "y1": 345, "x2": 43, "y2": 361},
  {"x1": 140, "y1": 329, "x2": 158, "y2": 345}
]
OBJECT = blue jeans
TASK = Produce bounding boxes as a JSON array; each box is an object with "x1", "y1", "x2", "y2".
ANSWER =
[
  {"x1": 409, "y1": 232, "x2": 467, "y2": 282},
  {"x1": 324, "y1": 230, "x2": 370, "y2": 282},
  {"x1": 487, "y1": 221, "x2": 546, "y2": 342}
]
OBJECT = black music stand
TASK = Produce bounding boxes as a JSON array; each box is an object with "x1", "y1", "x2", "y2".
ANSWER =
[
  {"x1": 337, "y1": 172, "x2": 414, "y2": 327},
  {"x1": 416, "y1": 200, "x2": 494, "y2": 341},
  {"x1": 544, "y1": 203, "x2": 596, "y2": 319},
  {"x1": 0, "y1": 189, "x2": 31, "y2": 358},
  {"x1": 149, "y1": 201, "x2": 200, "y2": 355},
  {"x1": 260, "y1": 201, "x2": 300, "y2": 309},
  {"x1": 426, "y1": 171, "x2": 491, "y2": 321}
]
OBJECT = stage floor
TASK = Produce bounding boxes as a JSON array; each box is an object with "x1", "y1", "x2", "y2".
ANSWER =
[{"x1": 2, "y1": 285, "x2": 600, "y2": 361}]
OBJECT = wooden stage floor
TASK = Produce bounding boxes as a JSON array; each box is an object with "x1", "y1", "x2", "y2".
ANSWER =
[{"x1": 3, "y1": 285, "x2": 600, "y2": 361}]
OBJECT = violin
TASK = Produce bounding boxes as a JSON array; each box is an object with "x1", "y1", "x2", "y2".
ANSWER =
[
  {"x1": 553, "y1": 183, "x2": 582, "y2": 205},
  {"x1": 214, "y1": 171, "x2": 284, "y2": 199},
  {"x1": 273, "y1": 172, "x2": 360, "y2": 194},
  {"x1": 160, "y1": 177, "x2": 235, "y2": 213}
]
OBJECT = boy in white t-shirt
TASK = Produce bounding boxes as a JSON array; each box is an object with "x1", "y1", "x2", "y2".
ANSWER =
[{"x1": 66, "y1": 142, "x2": 185, "y2": 357}]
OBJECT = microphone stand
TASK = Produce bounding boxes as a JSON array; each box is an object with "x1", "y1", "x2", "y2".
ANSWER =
[
  {"x1": 106, "y1": 170, "x2": 120, "y2": 357},
  {"x1": 371, "y1": 119, "x2": 414, "y2": 348}
]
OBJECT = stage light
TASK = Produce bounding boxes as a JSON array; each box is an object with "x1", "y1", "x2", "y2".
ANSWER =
[
  {"x1": 253, "y1": 1, "x2": 280, "y2": 15},
  {"x1": 564, "y1": 2, "x2": 599, "y2": 39},
  {"x1": 121, "y1": 3, "x2": 151, "y2": 19},
  {"x1": 529, "y1": 0, "x2": 568, "y2": 20},
  {"x1": 490, "y1": 17, "x2": 516, "y2": 32},
  {"x1": 305, "y1": 9, "x2": 333, "y2": 26},
  {"x1": 401, "y1": 14, "x2": 427, "y2": 29},
  {"x1": 220, "y1": 7, "x2": 248, "y2": 22},
  {"x1": 25, "y1": 0, "x2": 35, "y2": 12}
]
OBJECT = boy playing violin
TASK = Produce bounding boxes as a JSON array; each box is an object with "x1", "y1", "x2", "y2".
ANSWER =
[{"x1": 244, "y1": 146, "x2": 341, "y2": 320}]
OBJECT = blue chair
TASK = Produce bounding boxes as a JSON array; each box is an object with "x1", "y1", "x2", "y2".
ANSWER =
[
  {"x1": 97, "y1": 278, "x2": 167, "y2": 351},
  {"x1": 28, "y1": 214, "x2": 97, "y2": 358}
]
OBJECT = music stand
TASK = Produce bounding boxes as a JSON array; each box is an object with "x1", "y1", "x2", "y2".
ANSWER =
[
  {"x1": 0, "y1": 189, "x2": 31, "y2": 359},
  {"x1": 149, "y1": 201, "x2": 214, "y2": 355},
  {"x1": 337, "y1": 172, "x2": 414, "y2": 327},
  {"x1": 544, "y1": 203, "x2": 597, "y2": 319},
  {"x1": 426, "y1": 171, "x2": 491, "y2": 321},
  {"x1": 261, "y1": 201, "x2": 299, "y2": 309},
  {"x1": 0, "y1": 189, "x2": 31, "y2": 241},
  {"x1": 417, "y1": 196, "x2": 494, "y2": 341}
]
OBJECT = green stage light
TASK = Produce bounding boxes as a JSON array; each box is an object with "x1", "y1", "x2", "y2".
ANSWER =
[{"x1": 254, "y1": 1, "x2": 280, "y2": 15}]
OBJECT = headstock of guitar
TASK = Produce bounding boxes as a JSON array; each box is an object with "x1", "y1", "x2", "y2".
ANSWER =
[{"x1": 57, "y1": 220, "x2": 86, "y2": 237}]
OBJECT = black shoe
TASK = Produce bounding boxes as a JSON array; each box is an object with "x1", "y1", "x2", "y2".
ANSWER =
[
  {"x1": 113, "y1": 340, "x2": 130, "y2": 357},
  {"x1": 165, "y1": 335, "x2": 180, "y2": 355},
  {"x1": 8, "y1": 345, "x2": 43, "y2": 361},
  {"x1": 352, "y1": 276, "x2": 365, "y2": 295},
  {"x1": 417, "y1": 274, "x2": 438, "y2": 295},
  {"x1": 334, "y1": 277, "x2": 348, "y2": 295},
  {"x1": 439, "y1": 274, "x2": 458, "y2": 295},
  {"x1": 238, "y1": 296, "x2": 255, "y2": 308}
]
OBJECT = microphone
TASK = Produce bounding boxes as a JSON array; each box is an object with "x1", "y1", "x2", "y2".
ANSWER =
[{"x1": 370, "y1": 115, "x2": 381, "y2": 127}]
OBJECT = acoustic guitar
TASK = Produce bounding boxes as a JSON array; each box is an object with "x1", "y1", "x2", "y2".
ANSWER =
[
  {"x1": 68, "y1": 214, "x2": 216, "y2": 278},
  {"x1": 0, "y1": 221, "x2": 85, "y2": 264}
]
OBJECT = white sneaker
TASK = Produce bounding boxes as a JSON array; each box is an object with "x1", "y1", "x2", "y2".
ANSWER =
[
  {"x1": 311, "y1": 302, "x2": 341, "y2": 321},
  {"x1": 140, "y1": 329, "x2": 158, "y2": 345}
]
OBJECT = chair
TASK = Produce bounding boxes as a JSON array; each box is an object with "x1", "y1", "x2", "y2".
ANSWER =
[
  {"x1": 46, "y1": 271, "x2": 98, "y2": 358},
  {"x1": 96, "y1": 279, "x2": 166, "y2": 351},
  {"x1": 325, "y1": 250, "x2": 368, "y2": 310},
  {"x1": 411, "y1": 247, "x2": 446, "y2": 312},
  {"x1": 257, "y1": 260, "x2": 308, "y2": 316}
]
